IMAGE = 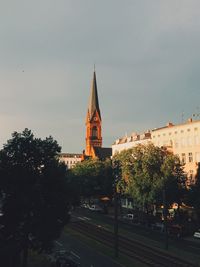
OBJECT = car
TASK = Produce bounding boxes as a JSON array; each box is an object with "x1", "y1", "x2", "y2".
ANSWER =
[
  {"x1": 122, "y1": 213, "x2": 139, "y2": 223},
  {"x1": 80, "y1": 203, "x2": 89, "y2": 208},
  {"x1": 88, "y1": 205, "x2": 102, "y2": 212},
  {"x1": 193, "y1": 229, "x2": 200, "y2": 238},
  {"x1": 123, "y1": 213, "x2": 134, "y2": 220}
]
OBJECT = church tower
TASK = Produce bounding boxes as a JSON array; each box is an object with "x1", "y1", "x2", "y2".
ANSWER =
[{"x1": 85, "y1": 71, "x2": 102, "y2": 156}]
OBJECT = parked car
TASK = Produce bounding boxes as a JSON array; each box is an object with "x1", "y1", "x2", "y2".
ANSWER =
[
  {"x1": 193, "y1": 229, "x2": 200, "y2": 239},
  {"x1": 123, "y1": 213, "x2": 134, "y2": 220},
  {"x1": 80, "y1": 203, "x2": 89, "y2": 208},
  {"x1": 88, "y1": 205, "x2": 102, "y2": 212},
  {"x1": 122, "y1": 213, "x2": 139, "y2": 223}
]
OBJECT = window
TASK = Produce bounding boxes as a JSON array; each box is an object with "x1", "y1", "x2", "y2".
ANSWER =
[
  {"x1": 194, "y1": 127, "x2": 198, "y2": 131},
  {"x1": 188, "y1": 152, "x2": 193, "y2": 163},
  {"x1": 174, "y1": 140, "x2": 179, "y2": 148},
  {"x1": 169, "y1": 132, "x2": 172, "y2": 136},
  {"x1": 181, "y1": 138, "x2": 186, "y2": 147},
  {"x1": 187, "y1": 137, "x2": 192, "y2": 146},
  {"x1": 181, "y1": 130, "x2": 184, "y2": 133},
  {"x1": 194, "y1": 136, "x2": 200, "y2": 145},
  {"x1": 187, "y1": 128, "x2": 190, "y2": 132},
  {"x1": 163, "y1": 133, "x2": 166, "y2": 136},
  {"x1": 174, "y1": 131, "x2": 177, "y2": 134},
  {"x1": 92, "y1": 126, "x2": 98, "y2": 139},
  {"x1": 181, "y1": 153, "x2": 186, "y2": 164},
  {"x1": 195, "y1": 152, "x2": 200, "y2": 163}
]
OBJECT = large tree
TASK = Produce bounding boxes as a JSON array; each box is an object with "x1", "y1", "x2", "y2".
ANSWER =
[
  {"x1": 0, "y1": 129, "x2": 70, "y2": 267},
  {"x1": 113, "y1": 144, "x2": 186, "y2": 211},
  {"x1": 71, "y1": 158, "x2": 113, "y2": 200},
  {"x1": 186, "y1": 163, "x2": 200, "y2": 219}
]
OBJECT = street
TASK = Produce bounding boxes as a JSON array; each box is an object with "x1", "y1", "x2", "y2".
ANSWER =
[{"x1": 56, "y1": 231, "x2": 122, "y2": 267}]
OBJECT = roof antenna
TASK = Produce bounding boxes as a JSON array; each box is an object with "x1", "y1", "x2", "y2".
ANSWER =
[{"x1": 94, "y1": 63, "x2": 96, "y2": 72}]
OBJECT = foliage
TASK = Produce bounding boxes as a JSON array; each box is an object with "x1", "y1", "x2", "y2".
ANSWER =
[
  {"x1": 0, "y1": 129, "x2": 70, "y2": 266},
  {"x1": 186, "y1": 163, "x2": 200, "y2": 213},
  {"x1": 113, "y1": 144, "x2": 186, "y2": 210},
  {"x1": 71, "y1": 158, "x2": 113, "y2": 199}
]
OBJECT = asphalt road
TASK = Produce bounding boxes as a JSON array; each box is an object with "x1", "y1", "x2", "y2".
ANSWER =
[
  {"x1": 72, "y1": 207, "x2": 200, "y2": 259},
  {"x1": 56, "y1": 231, "x2": 123, "y2": 267}
]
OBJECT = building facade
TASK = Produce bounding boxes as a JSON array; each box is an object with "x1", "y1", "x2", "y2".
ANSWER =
[
  {"x1": 112, "y1": 119, "x2": 200, "y2": 185},
  {"x1": 59, "y1": 153, "x2": 82, "y2": 169},
  {"x1": 84, "y1": 71, "x2": 111, "y2": 160},
  {"x1": 152, "y1": 119, "x2": 200, "y2": 185}
]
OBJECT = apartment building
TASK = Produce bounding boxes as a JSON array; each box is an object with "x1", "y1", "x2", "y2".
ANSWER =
[
  {"x1": 152, "y1": 119, "x2": 200, "y2": 185},
  {"x1": 59, "y1": 153, "x2": 82, "y2": 169},
  {"x1": 112, "y1": 119, "x2": 200, "y2": 185}
]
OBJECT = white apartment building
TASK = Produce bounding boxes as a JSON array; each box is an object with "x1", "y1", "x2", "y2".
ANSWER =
[
  {"x1": 112, "y1": 131, "x2": 151, "y2": 155},
  {"x1": 59, "y1": 153, "x2": 82, "y2": 169},
  {"x1": 112, "y1": 119, "x2": 200, "y2": 185},
  {"x1": 152, "y1": 119, "x2": 200, "y2": 185}
]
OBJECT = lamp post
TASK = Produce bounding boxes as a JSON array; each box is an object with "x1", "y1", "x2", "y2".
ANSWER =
[
  {"x1": 112, "y1": 160, "x2": 121, "y2": 258},
  {"x1": 163, "y1": 186, "x2": 168, "y2": 250}
]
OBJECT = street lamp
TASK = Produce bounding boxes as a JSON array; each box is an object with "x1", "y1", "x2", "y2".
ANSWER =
[{"x1": 112, "y1": 159, "x2": 121, "y2": 258}]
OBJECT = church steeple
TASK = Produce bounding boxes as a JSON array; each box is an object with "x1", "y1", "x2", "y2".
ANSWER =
[
  {"x1": 88, "y1": 71, "x2": 101, "y2": 121},
  {"x1": 85, "y1": 71, "x2": 102, "y2": 156}
]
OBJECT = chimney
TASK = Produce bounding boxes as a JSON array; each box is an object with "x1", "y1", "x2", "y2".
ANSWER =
[{"x1": 167, "y1": 122, "x2": 174, "y2": 127}]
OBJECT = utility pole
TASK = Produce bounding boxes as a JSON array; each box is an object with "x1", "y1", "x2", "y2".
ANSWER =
[
  {"x1": 112, "y1": 160, "x2": 120, "y2": 258},
  {"x1": 114, "y1": 188, "x2": 119, "y2": 258},
  {"x1": 163, "y1": 187, "x2": 168, "y2": 250}
]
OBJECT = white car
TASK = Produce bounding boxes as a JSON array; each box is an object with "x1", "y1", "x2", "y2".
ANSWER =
[
  {"x1": 194, "y1": 229, "x2": 200, "y2": 238},
  {"x1": 88, "y1": 205, "x2": 102, "y2": 212},
  {"x1": 123, "y1": 213, "x2": 134, "y2": 220}
]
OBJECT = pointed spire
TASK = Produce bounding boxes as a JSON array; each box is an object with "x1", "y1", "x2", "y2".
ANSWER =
[{"x1": 88, "y1": 71, "x2": 101, "y2": 120}]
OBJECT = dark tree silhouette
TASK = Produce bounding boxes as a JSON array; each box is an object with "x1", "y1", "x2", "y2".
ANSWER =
[{"x1": 0, "y1": 129, "x2": 70, "y2": 267}]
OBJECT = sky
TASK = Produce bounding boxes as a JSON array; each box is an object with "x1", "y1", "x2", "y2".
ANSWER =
[{"x1": 0, "y1": 0, "x2": 200, "y2": 152}]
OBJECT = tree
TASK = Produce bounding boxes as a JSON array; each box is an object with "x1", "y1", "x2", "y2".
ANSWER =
[
  {"x1": 0, "y1": 129, "x2": 70, "y2": 267},
  {"x1": 113, "y1": 144, "x2": 186, "y2": 212},
  {"x1": 71, "y1": 158, "x2": 113, "y2": 201},
  {"x1": 186, "y1": 163, "x2": 200, "y2": 220}
]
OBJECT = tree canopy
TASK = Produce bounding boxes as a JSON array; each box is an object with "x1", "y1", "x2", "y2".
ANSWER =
[
  {"x1": 71, "y1": 158, "x2": 113, "y2": 200},
  {"x1": 113, "y1": 144, "x2": 186, "y2": 210},
  {"x1": 0, "y1": 129, "x2": 70, "y2": 267}
]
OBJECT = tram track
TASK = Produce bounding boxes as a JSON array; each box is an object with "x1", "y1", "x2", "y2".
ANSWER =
[{"x1": 69, "y1": 220, "x2": 198, "y2": 267}]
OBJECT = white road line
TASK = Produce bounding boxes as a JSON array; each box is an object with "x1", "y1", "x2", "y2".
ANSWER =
[
  {"x1": 55, "y1": 241, "x2": 63, "y2": 247},
  {"x1": 70, "y1": 250, "x2": 80, "y2": 259},
  {"x1": 83, "y1": 216, "x2": 91, "y2": 220}
]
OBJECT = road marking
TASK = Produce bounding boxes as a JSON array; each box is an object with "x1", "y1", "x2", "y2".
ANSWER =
[
  {"x1": 70, "y1": 250, "x2": 80, "y2": 259},
  {"x1": 77, "y1": 216, "x2": 86, "y2": 220},
  {"x1": 83, "y1": 216, "x2": 91, "y2": 220},
  {"x1": 55, "y1": 241, "x2": 63, "y2": 247}
]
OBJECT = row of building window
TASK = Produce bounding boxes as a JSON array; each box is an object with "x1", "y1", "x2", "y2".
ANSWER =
[
  {"x1": 156, "y1": 136, "x2": 200, "y2": 148},
  {"x1": 152, "y1": 127, "x2": 198, "y2": 138},
  {"x1": 179, "y1": 152, "x2": 200, "y2": 164}
]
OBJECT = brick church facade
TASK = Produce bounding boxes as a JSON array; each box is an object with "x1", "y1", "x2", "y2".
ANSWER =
[{"x1": 83, "y1": 71, "x2": 112, "y2": 160}]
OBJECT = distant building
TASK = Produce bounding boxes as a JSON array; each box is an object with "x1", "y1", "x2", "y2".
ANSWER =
[
  {"x1": 112, "y1": 131, "x2": 151, "y2": 155},
  {"x1": 84, "y1": 71, "x2": 112, "y2": 160},
  {"x1": 112, "y1": 119, "x2": 200, "y2": 185},
  {"x1": 59, "y1": 153, "x2": 82, "y2": 169},
  {"x1": 152, "y1": 119, "x2": 200, "y2": 185}
]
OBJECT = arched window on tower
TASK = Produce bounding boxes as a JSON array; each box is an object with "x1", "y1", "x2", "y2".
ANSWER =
[{"x1": 92, "y1": 126, "x2": 98, "y2": 139}]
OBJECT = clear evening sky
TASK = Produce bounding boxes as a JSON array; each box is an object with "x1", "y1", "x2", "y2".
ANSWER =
[{"x1": 0, "y1": 0, "x2": 200, "y2": 152}]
